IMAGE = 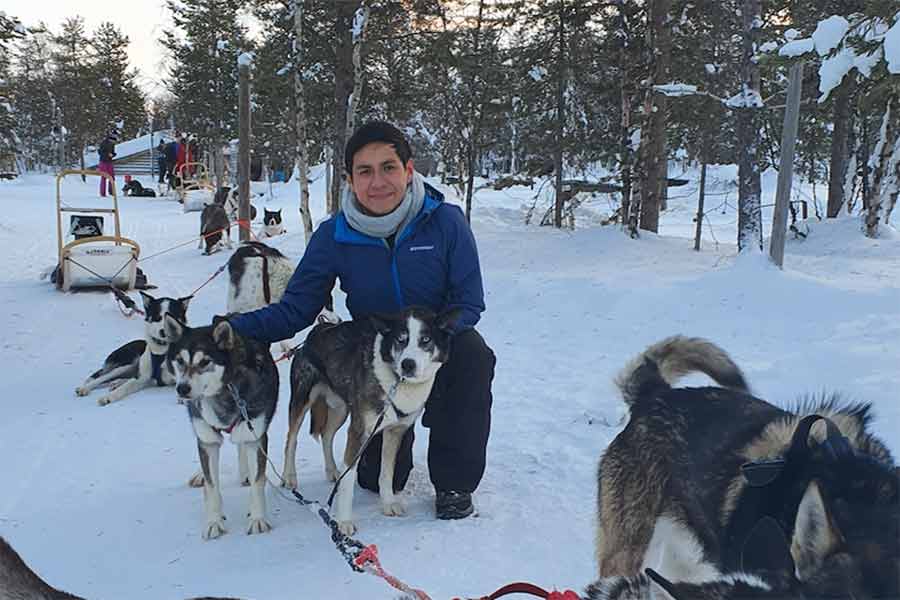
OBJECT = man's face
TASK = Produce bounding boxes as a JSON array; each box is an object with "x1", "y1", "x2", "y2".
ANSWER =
[{"x1": 348, "y1": 142, "x2": 414, "y2": 216}]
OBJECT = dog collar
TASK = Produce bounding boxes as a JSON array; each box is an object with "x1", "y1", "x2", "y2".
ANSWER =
[{"x1": 214, "y1": 416, "x2": 242, "y2": 434}]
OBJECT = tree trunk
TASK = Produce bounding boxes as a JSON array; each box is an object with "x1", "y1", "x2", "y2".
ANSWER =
[
  {"x1": 293, "y1": 0, "x2": 313, "y2": 242},
  {"x1": 639, "y1": 0, "x2": 672, "y2": 233},
  {"x1": 553, "y1": 0, "x2": 566, "y2": 229},
  {"x1": 827, "y1": 76, "x2": 853, "y2": 218},
  {"x1": 736, "y1": 0, "x2": 763, "y2": 252},
  {"x1": 866, "y1": 96, "x2": 898, "y2": 237},
  {"x1": 329, "y1": 1, "x2": 359, "y2": 215},
  {"x1": 344, "y1": 4, "x2": 370, "y2": 144}
]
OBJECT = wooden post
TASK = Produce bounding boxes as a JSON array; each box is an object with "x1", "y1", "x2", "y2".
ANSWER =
[
  {"x1": 770, "y1": 61, "x2": 804, "y2": 268},
  {"x1": 694, "y1": 161, "x2": 706, "y2": 251},
  {"x1": 238, "y1": 59, "x2": 251, "y2": 242}
]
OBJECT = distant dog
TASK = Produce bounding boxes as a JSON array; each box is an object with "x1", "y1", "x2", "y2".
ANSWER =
[
  {"x1": 226, "y1": 241, "x2": 295, "y2": 314},
  {"x1": 586, "y1": 336, "x2": 899, "y2": 600},
  {"x1": 165, "y1": 316, "x2": 278, "y2": 540},
  {"x1": 122, "y1": 180, "x2": 157, "y2": 197},
  {"x1": 257, "y1": 208, "x2": 285, "y2": 239},
  {"x1": 75, "y1": 292, "x2": 191, "y2": 406},
  {"x1": 216, "y1": 187, "x2": 257, "y2": 223},
  {"x1": 283, "y1": 307, "x2": 458, "y2": 535},
  {"x1": 199, "y1": 203, "x2": 231, "y2": 255}
]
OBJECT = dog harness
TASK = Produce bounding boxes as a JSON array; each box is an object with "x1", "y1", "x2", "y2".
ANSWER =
[{"x1": 150, "y1": 352, "x2": 167, "y2": 386}]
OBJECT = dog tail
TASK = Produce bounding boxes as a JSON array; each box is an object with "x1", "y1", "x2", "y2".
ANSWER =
[
  {"x1": 615, "y1": 336, "x2": 749, "y2": 406},
  {"x1": 309, "y1": 400, "x2": 328, "y2": 439}
]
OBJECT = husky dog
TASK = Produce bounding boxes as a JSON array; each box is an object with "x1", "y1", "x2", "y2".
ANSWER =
[
  {"x1": 199, "y1": 203, "x2": 231, "y2": 255},
  {"x1": 588, "y1": 336, "x2": 899, "y2": 600},
  {"x1": 122, "y1": 180, "x2": 157, "y2": 197},
  {"x1": 75, "y1": 292, "x2": 191, "y2": 406},
  {"x1": 283, "y1": 306, "x2": 458, "y2": 535},
  {"x1": 216, "y1": 187, "x2": 257, "y2": 223},
  {"x1": 164, "y1": 316, "x2": 279, "y2": 540},
  {"x1": 257, "y1": 208, "x2": 285, "y2": 239},
  {"x1": 226, "y1": 241, "x2": 295, "y2": 314}
]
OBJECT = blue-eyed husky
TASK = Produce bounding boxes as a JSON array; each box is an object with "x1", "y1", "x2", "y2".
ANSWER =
[
  {"x1": 283, "y1": 306, "x2": 458, "y2": 535},
  {"x1": 75, "y1": 292, "x2": 191, "y2": 406}
]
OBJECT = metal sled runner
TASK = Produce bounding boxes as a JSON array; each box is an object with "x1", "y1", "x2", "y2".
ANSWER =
[{"x1": 55, "y1": 169, "x2": 141, "y2": 291}]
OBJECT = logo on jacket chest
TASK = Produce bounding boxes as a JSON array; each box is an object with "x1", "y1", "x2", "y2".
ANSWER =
[{"x1": 408, "y1": 245, "x2": 435, "y2": 252}]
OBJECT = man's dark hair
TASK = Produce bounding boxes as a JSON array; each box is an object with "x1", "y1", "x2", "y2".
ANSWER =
[{"x1": 344, "y1": 121, "x2": 412, "y2": 173}]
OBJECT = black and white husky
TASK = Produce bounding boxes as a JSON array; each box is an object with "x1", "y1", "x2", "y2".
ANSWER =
[
  {"x1": 75, "y1": 292, "x2": 191, "y2": 406},
  {"x1": 587, "y1": 336, "x2": 899, "y2": 600},
  {"x1": 283, "y1": 306, "x2": 458, "y2": 535},
  {"x1": 257, "y1": 208, "x2": 285, "y2": 239},
  {"x1": 226, "y1": 241, "x2": 294, "y2": 314},
  {"x1": 164, "y1": 316, "x2": 279, "y2": 540}
]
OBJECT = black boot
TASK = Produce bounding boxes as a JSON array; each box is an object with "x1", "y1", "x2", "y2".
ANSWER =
[{"x1": 435, "y1": 489, "x2": 474, "y2": 520}]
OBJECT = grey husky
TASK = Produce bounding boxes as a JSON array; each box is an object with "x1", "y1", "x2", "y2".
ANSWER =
[
  {"x1": 587, "y1": 336, "x2": 899, "y2": 600},
  {"x1": 164, "y1": 316, "x2": 279, "y2": 540},
  {"x1": 282, "y1": 306, "x2": 458, "y2": 535},
  {"x1": 75, "y1": 292, "x2": 191, "y2": 406}
]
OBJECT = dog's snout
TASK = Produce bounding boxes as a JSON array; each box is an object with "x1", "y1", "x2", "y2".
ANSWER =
[
  {"x1": 176, "y1": 383, "x2": 191, "y2": 397},
  {"x1": 401, "y1": 358, "x2": 416, "y2": 377},
  {"x1": 158, "y1": 329, "x2": 167, "y2": 339}
]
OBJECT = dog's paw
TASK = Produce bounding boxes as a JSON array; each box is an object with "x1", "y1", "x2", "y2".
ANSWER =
[
  {"x1": 281, "y1": 472, "x2": 298, "y2": 489},
  {"x1": 97, "y1": 395, "x2": 112, "y2": 406},
  {"x1": 188, "y1": 471, "x2": 205, "y2": 487},
  {"x1": 75, "y1": 386, "x2": 89, "y2": 397},
  {"x1": 337, "y1": 520, "x2": 357, "y2": 536},
  {"x1": 382, "y1": 500, "x2": 406, "y2": 517},
  {"x1": 202, "y1": 518, "x2": 227, "y2": 540},
  {"x1": 246, "y1": 517, "x2": 272, "y2": 535}
]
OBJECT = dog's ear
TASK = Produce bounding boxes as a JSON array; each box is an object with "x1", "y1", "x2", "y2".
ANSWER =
[
  {"x1": 742, "y1": 516, "x2": 795, "y2": 578},
  {"x1": 369, "y1": 314, "x2": 394, "y2": 335},
  {"x1": 212, "y1": 319, "x2": 236, "y2": 351},
  {"x1": 792, "y1": 481, "x2": 842, "y2": 581},
  {"x1": 164, "y1": 313, "x2": 186, "y2": 342},
  {"x1": 435, "y1": 307, "x2": 462, "y2": 333},
  {"x1": 177, "y1": 295, "x2": 193, "y2": 311},
  {"x1": 139, "y1": 291, "x2": 155, "y2": 312}
]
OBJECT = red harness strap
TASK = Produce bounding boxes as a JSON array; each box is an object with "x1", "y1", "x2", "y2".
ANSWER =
[{"x1": 454, "y1": 583, "x2": 581, "y2": 600}]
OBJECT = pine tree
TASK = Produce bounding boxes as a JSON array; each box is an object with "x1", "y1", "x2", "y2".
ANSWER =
[
  {"x1": 90, "y1": 23, "x2": 146, "y2": 139},
  {"x1": 51, "y1": 17, "x2": 98, "y2": 170},
  {"x1": 0, "y1": 13, "x2": 26, "y2": 169},
  {"x1": 12, "y1": 31, "x2": 57, "y2": 170},
  {"x1": 164, "y1": 0, "x2": 252, "y2": 186}
]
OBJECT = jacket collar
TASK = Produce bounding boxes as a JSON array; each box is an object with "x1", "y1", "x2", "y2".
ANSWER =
[{"x1": 334, "y1": 182, "x2": 444, "y2": 246}]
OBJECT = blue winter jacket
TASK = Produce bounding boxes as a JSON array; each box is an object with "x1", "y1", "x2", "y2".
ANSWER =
[{"x1": 228, "y1": 183, "x2": 485, "y2": 343}]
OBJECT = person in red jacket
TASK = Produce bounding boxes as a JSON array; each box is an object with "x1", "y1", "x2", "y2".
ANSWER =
[{"x1": 175, "y1": 134, "x2": 187, "y2": 182}]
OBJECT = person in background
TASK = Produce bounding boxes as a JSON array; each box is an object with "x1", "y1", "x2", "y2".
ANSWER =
[
  {"x1": 97, "y1": 130, "x2": 117, "y2": 197},
  {"x1": 156, "y1": 139, "x2": 167, "y2": 184}
]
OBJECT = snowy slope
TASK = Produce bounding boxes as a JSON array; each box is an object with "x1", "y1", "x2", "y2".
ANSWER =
[{"x1": 0, "y1": 168, "x2": 898, "y2": 599}]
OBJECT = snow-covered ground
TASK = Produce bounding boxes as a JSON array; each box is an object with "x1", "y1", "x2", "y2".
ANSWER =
[{"x1": 0, "y1": 167, "x2": 897, "y2": 599}]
